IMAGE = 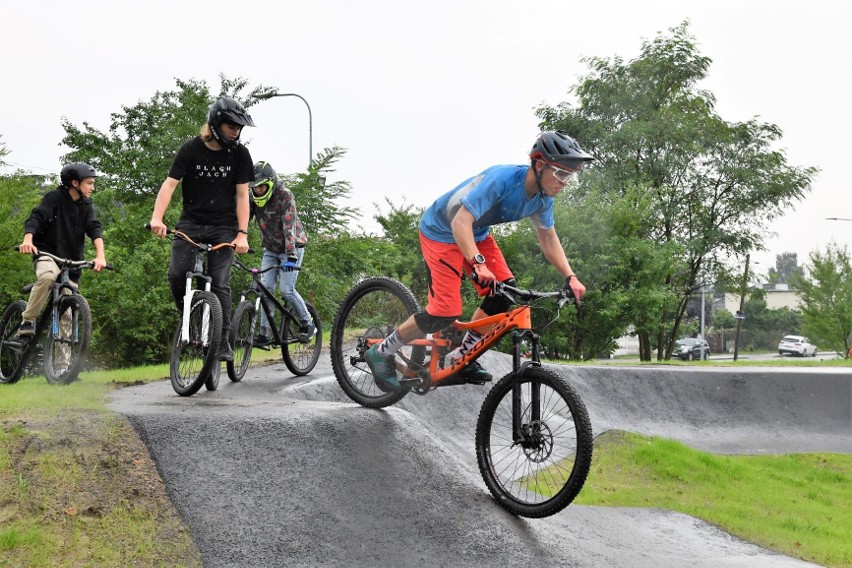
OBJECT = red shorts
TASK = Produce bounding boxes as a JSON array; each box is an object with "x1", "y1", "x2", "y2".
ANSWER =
[{"x1": 419, "y1": 232, "x2": 514, "y2": 317}]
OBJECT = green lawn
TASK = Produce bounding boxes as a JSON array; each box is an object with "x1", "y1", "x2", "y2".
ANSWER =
[{"x1": 575, "y1": 431, "x2": 851, "y2": 568}]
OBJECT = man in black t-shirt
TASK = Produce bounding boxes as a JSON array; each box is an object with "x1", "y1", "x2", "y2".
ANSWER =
[{"x1": 149, "y1": 96, "x2": 255, "y2": 361}]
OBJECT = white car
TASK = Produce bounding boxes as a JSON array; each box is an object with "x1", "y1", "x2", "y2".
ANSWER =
[{"x1": 778, "y1": 335, "x2": 817, "y2": 357}]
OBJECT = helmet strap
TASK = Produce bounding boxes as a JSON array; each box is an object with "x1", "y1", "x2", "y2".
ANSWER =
[{"x1": 533, "y1": 160, "x2": 547, "y2": 197}]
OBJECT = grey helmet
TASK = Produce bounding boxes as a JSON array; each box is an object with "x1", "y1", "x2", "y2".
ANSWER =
[{"x1": 529, "y1": 131, "x2": 593, "y2": 171}]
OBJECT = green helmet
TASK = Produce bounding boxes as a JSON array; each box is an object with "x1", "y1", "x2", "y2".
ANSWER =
[{"x1": 250, "y1": 161, "x2": 277, "y2": 207}]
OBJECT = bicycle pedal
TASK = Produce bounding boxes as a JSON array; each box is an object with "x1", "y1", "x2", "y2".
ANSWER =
[{"x1": 255, "y1": 344, "x2": 271, "y2": 351}]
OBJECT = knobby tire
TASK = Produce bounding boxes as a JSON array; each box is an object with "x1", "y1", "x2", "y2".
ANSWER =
[
  {"x1": 330, "y1": 277, "x2": 423, "y2": 408},
  {"x1": 170, "y1": 291, "x2": 223, "y2": 397},
  {"x1": 282, "y1": 302, "x2": 322, "y2": 376},
  {"x1": 44, "y1": 295, "x2": 92, "y2": 385},
  {"x1": 227, "y1": 301, "x2": 256, "y2": 382},
  {"x1": 475, "y1": 366, "x2": 593, "y2": 518},
  {"x1": 0, "y1": 301, "x2": 30, "y2": 384}
]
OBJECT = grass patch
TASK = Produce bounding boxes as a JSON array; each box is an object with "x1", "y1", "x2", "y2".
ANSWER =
[
  {"x1": 575, "y1": 431, "x2": 852, "y2": 567},
  {"x1": 1, "y1": 365, "x2": 201, "y2": 567}
]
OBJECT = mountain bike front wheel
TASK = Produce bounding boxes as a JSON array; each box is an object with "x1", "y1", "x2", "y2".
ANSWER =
[
  {"x1": 330, "y1": 277, "x2": 423, "y2": 408},
  {"x1": 227, "y1": 301, "x2": 256, "y2": 382},
  {"x1": 170, "y1": 291, "x2": 222, "y2": 397},
  {"x1": 282, "y1": 302, "x2": 322, "y2": 376},
  {"x1": 0, "y1": 300, "x2": 30, "y2": 384},
  {"x1": 475, "y1": 366, "x2": 593, "y2": 518},
  {"x1": 204, "y1": 360, "x2": 221, "y2": 391},
  {"x1": 44, "y1": 295, "x2": 92, "y2": 385}
]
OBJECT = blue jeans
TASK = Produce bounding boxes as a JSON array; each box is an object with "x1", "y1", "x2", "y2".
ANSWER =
[{"x1": 259, "y1": 248, "x2": 311, "y2": 336}]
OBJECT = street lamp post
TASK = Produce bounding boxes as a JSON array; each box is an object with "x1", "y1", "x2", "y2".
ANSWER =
[
  {"x1": 700, "y1": 284, "x2": 707, "y2": 359},
  {"x1": 252, "y1": 91, "x2": 313, "y2": 168},
  {"x1": 732, "y1": 254, "x2": 750, "y2": 361}
]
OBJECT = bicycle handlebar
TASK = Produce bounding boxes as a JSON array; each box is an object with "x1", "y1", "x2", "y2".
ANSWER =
[
  {"x1": 144, "y1": 224, "x2": 248, "y2": 253},
  {"x1": 471, "y1": 272, "x2": 580, "y2": 308},
  {"x1": 13, "y1": 246, "x2": 114, "y2": 271}
]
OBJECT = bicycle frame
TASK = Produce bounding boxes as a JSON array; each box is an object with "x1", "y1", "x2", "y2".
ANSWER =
[
  {"x1": 376, "y1": 284, "x2": 568, "y2": 388},
  {"x1": 234, "y1": 261, "x2": 300, "y2": 346},
  {"x1": 167, "y1": 229, "x2": 232, "y2": 348},
  {"x1": 24, "y1": 256, "x2": 91, "y2": 347}
]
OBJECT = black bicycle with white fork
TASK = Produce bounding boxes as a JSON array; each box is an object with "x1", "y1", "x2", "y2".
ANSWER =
[
  {"x1": 227, "y1": 256, "x2": 322, "y2": 381},
  {"x1": 0, "y1": 249, "x2": 111, "y2": 385},
  {"x1": 147, "y1": 225, "x2": 229, "y2": 396}
]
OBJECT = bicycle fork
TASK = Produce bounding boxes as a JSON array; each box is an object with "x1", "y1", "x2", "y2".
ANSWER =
[
  {"x1": 180, "y1": 273, "x2": 214, "y2": 346},
  {"x1": 50, "y1": 282, "x2": 78, "y2": 345},
  {"x1": 511, "y1": 329, "x2": 544, "y2": 449}
]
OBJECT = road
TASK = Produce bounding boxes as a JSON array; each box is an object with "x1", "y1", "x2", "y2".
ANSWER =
[{"x1": 109, "y1": 351, "x2": 843, "y2": 567}]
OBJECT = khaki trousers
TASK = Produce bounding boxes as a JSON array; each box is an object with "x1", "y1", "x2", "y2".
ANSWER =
[{"x1": 21, "y1": 257, "x2": 62, "y2": 321}]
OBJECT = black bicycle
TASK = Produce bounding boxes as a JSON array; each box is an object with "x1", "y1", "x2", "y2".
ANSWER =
[
  {"x1": 227, "y1": 256, "x2": 322, "y2": 381},
  {"x1": 0, "y1": 250, "x2": 111, "y2": 385},
  {"x1": 148, "y1": 226, "x2": 229, "y2": 396}
]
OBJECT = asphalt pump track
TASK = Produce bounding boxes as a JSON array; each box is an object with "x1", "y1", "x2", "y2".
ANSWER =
[{"x1": 109, "y1": 352, "x2": 851, "y2": 567}]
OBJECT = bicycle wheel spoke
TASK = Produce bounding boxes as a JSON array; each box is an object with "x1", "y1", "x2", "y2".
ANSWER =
[
  {"x1": 227, "y1": 302, "x2": 255, "y2": 382},
  {"x1": 330, "y1": 278, "x2": 422, "y2": 408},
  {"x1": 44, "y1": 295, "x2": 91, "y2": 385},
  {"x1": 170, "y1": 291, "x2": 222, "y2": 396},
  {"x1": 476, "y1": 367, "x2": 593, "y2": 517},
  {"x1": 282, "y1": 303, "x2": 321, "y2": 376},
  {"x1": 0, "y1": 301, "x2": 29, "y2": 384}
]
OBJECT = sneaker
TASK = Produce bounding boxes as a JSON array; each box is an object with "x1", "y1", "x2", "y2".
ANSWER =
[
  {"x1": 17, "y1": 320, "x2": 35, "y2": 337},
  {"x1": 218, "y1": 339, "x2": 234, "y2": 362},
  {"x1": 297, "y1": 322, "x2": 317, "y2": 343},
  {"x1": 363, "y1": 345, "x2": 400, "y2": 392},
  {"x1": 459, "y1": 361, "x2": 492, "y2": 384},
  {"x1": 254, "y1": 334, "x2": 272, "y2": 347}
]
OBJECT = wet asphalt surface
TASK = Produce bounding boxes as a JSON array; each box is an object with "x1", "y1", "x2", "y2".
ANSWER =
[{"x1": 108, "y1": 352, "x2": 838, "y2": 567}]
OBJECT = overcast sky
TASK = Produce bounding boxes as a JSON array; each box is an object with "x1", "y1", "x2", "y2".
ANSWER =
[{"x1": 2, "y1": 0, "x2": 850, "y2": 277}]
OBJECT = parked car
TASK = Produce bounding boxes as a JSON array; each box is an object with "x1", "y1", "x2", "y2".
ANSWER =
[
  {"x1": 778, "y1": 335, "x2": 817, "y2": 357},
  {"x1": 675, "y1": 337, "x2": 710, "y2": 360}
]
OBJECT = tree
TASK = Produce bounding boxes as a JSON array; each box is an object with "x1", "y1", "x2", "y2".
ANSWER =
[
  {"x1": 767, "y1": 252, "x2": 803, "y2": 284},
  {"x1": 796, "y1": 243, "x2": 852, "y2": 357},
  {"x1": 535, "y1": 21, "x2": 817, "y2": 360},
  {"x1": 282, "y1": 146, "x2": 359, "y2": 237},
  {"x1": 56, "y1": 75, "x2": 353, "y2": 367},
  {"x1": 0, "y1": 173, "x2": 47, "y2": 309},
  {"x1": 0, "y1": 134, "x2": 9, "y2": 167}
]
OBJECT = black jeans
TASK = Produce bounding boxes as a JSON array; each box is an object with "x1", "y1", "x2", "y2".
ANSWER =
[{"x1": 168, "y1": 221, "x2": 236, "y2": 336}]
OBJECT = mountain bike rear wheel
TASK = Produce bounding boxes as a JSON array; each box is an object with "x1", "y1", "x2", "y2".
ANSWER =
[
  {"x1": 227, "y1": 301, "x2": 256, "y2": 382},
  {"x1": 475, "y1": 366, "x2": 593, "y2": 518},
  {"x1": 44, "y1": 294, "x2": 92, "y2": 385},
  {"x1": 0, "y1": 300, "x2": 30, "y2": 384},
  {"x1": 170, "y1": 291, "x2": 222, "y2": 396},
  {"x1": 330, "y1": 277, "x2": 423, "y2": 408},
  {"x1": 282, "y1": 302, "x2": 322, "y2": 376}
]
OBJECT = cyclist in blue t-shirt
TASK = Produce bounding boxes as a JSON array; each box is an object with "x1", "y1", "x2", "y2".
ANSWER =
[{"x1": 365, "y1": 131, "x2": 594, "y2": 392}]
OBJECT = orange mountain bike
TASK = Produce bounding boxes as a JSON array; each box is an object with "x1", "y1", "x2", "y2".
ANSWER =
[{"x1": 329, "y1": 276, "x2": 593, "y2": 517}]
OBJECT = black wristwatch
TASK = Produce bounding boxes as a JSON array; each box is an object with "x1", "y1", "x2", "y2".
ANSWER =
[
  {"x1": 470, "y1": 253, "x2": 486, "y2": 265},
  {"x1": 237, "y1": 229, "x2": 249, "y2": 235}
]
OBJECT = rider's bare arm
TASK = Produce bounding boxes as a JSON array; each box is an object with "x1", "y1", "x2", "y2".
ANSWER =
[{"x1": 536, "y1": 226, "x2": 585, "y2": 299}]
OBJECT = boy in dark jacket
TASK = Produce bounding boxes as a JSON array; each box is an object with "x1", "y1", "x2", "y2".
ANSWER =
[{"x1": 16, "y1": 162, "x2": 107, "y2": 336}]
